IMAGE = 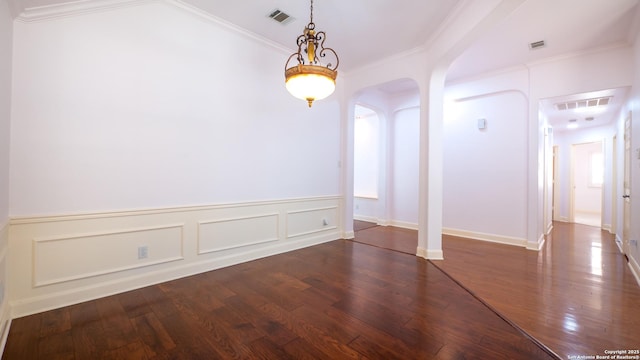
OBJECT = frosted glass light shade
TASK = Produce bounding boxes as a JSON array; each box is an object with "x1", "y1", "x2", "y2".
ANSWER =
[{"x1": 285, "y1": 65, "x2": 337, "y2": 107}]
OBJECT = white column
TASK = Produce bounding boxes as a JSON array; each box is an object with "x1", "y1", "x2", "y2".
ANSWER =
[{"x1": 417, "y1": 70, "x2": 446, "y2": 260}]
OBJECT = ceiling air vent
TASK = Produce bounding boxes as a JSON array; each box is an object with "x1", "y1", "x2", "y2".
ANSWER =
[
  {"x1": 555, "y1": 96, "x2": 612, "y2": 111},
  {"x1": 529, "y1": 40, "x2": 546, "y2": 50},
  {"x1": 268, "y1": 9, "x2": 294, "y2": 24}
]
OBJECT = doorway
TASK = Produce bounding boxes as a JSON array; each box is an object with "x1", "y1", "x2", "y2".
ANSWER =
[{"x1": 570, "y1": 141, "x2": 603, "y2": 227}]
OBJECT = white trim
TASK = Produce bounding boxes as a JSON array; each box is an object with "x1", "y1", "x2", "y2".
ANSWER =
[
  {"x1": 353, "y1": 195, "x2": 379, "y2": 200},
  {"x1": 628, "y1": 256, "x2": 640, "y2": 288},
  {"x1": 416, "y1": 247, "x2": 443, "y2": 260},
  {"x1": 443, "y1": 227, "x2": 527, "y2": 248},
  {"x1": 389, "y1": 220, "x2": 418, "y2": 230},
  {"x1": 197, "y1": 213, "x2": 280, "y2": 254},
  {"x1": 343, "y1": 231, "x2": 355, "y2": 239},
  {"x1": 0, "y1": 222, "x2": 9, "y2": 355},
  {"x1": 526, "y1": 234, "x2": 546, "y2": 251},
  {"x1": 353, "y1": 215, "x2": 377, "y2": 223},
  {"x1": 10, "y1": 196, "x2": 341, "y2": 225},
  {"x1": 546, "y1": 222, "x2": 554, "y2": 235},
  {"x1": 616, "y1": 234, "x2": 624, "y2": 253},
  {"x1": 0, "y1": 318, "x2": 10, "y2": 357},
  {"x1": 17, "y1": 0, "x2": 152, "y2": 22},
  {"x1": 32, "y1": 224, "x2": 185, "y2": 287},
  {"x1": 602, "y1": 223, "x2": 612, "y2": 233}
]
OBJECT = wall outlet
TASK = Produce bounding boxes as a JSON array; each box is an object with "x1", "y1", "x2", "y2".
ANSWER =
[
  {"x1": 322, "y1": 219, "x2": 329, "y2": 226},
  {"x1": 138, "y1": 246, "x2": 148, "y2": 259},
  {"x1": 631, "y1": 239, "x2": 638, "y2": 247}
]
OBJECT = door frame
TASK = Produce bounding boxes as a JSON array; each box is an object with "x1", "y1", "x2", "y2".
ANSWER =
[{"x1": 622, "y1": 112, "x2": 632, "y2": 255}]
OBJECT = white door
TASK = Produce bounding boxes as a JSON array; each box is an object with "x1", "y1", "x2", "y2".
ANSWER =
[{"x1": 623, "y1": 114, "x2": 631, "y2": 254}]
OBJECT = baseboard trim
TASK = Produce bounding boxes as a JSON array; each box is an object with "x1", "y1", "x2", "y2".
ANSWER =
[
  {"x1": 0, "y1": 308, "x2": 10, "y2": 356},
  {"x1": 389, "y1": 220, "x2": 418, "y2": 231},
  {"x1": 526, "y1": 234, "x2": 545, "y2": 251},
  {"x1": 443, "y1": 228, "x2": 527, "y2": 248},
  {"x1": 629, "y1": 255, "x2": 640, "y2": 288},
  {"x1": 615, "y1": 234, "x2": 624, "y2": 254},
  {"x1": 545, "y1": 222, "x2": 553, "y2": 235},
  {"x1": 343, "y1": 231, "x2": 355, "y2": 239},
  {"x1": 417, "y1": 247, "x2": 444, "y2": 260},
  {"x1": 353, "y1": 215, "x2": 377, "y2": 223}
]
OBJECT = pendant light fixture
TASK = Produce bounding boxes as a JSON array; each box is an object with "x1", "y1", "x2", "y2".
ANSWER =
[{"x1": 284, "y1": 0, "x2": 339, "y2": 108}]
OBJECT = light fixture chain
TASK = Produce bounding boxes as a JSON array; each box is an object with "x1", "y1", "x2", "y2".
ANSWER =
[{"x1": 310, "y1": 0, "x2": 314, "y2": 24}]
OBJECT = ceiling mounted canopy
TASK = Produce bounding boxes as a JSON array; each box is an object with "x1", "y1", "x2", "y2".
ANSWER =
[{"x1": 284, "y1": 0, "x2": 339, "y2": 108}]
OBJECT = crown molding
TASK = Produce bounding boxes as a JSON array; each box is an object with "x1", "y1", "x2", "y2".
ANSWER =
[
  {"x1": 14, "y1": 0, "x2": 293, "y2": 56},
  {"x1": 16, "y1": 0, "x2": 152, "y2": 22}
]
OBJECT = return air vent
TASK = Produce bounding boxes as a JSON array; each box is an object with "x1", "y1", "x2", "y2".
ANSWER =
[
  {"x1": 268, "y1": 9, "x2": 294, "y2": 24},
  {"x1": 555, "y1": 97, "x2": 612, "y2": 111},
  {"x1": 529, "y1": 40, "x2": 545, "y2": 50}
]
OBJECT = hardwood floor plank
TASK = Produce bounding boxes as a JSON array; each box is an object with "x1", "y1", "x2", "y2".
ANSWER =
[
  {"x1": 39, "y1": 308, "x2": 71, "y2": 338},
  {"x1": 37, "y1": 331, "x2": 74, "y2": 359},
  {"x1": 130, "y1": 312, "x2": 176, "y2": 358},
  {"x1": 116, "y1": 288, "x2": 153, "y2": 319},
  {"x1": 4, "y1": 233, "x2": 570, "y2": 359},
  {"x1": 222, "y1": 295, "x2": 298, "y2": 347}
]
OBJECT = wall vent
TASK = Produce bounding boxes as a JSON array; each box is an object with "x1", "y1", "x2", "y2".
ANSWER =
[
  {"x1": 268, "y1": 9, "x2": 294, "y2": 24},
  {"x1": 529, "y1": 40, "x2": 546, "y2": 50}
]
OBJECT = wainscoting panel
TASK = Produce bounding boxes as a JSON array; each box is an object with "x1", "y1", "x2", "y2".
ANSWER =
[
  {"x1": 33, "y1": 225, "x2": 184, "y2": 287},
  {"x1": 286, "y1": 206, "x2": 338, "y2": 239},
  {"x1": 198, "y1": 214, "x2": 279, "y2": 254},
  {"x1": 8, "y1": 196, "x2": 342, "y2": 317}
]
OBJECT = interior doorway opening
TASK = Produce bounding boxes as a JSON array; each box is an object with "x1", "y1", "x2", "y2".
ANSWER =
[{"x1": 570, "y1": 141, "x2": 604, "y2": 227}]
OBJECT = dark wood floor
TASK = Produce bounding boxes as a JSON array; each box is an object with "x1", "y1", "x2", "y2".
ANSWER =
[
  {"x1": 354, "y1": 220, "x2": 640, "y2": 359},
  {"x1": 3, "y1": 234, "x2": 558, "y2": 358}
]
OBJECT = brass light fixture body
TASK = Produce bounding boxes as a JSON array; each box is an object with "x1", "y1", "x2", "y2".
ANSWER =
[{"x1": 284, "y1": 0, "x2": 339, "y2": 107}]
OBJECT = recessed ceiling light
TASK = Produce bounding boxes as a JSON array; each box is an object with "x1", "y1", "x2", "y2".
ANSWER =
[
  {"x1": 567, "y1": 119, "x2": 578, "y2": 129},
  {"x1": 585, "y1": 117, "x2": 594, "y2": 121}
]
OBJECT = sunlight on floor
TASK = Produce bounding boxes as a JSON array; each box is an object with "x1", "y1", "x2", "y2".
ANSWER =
[{"x1": 574, "y1": 211, "x2": 601, "y2": 227}]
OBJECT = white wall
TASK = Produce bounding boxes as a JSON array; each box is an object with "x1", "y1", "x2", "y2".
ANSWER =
[
  {"x1": 0, "y1": 0, "x2": 12, "y2": 350},
  {"x1": 443, "y1": 89, "x2": 528, "y2": 244},
  {"x1": 443, "y1": 45, "x2": 632, "y2": 248},
  {"x1": 573, "y1": 141, "x2": 603, "y2": 214},
  {"x1": 353, "y1": 109, "x2": 379, "y2": 199},
  {"x1": 7, "y1": 2, "x2": 345, "y2": 317},
  {"x1": 10, "y1": 2, "x2": 341, "y2": 217},
  {"x1": 390, "y1": 107, "x2": 419, "y2": 228},
  {"x1": 0, "y1": 0, "x2": 10, "y2": 222}
]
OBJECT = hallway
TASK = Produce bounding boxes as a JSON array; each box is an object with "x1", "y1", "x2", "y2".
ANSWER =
[{"x1": 353, "y1": 221, "x2": 640, "y2": 358}]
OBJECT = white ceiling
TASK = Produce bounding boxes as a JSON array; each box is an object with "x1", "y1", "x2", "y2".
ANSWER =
[{"x1": 12, "y1": 0, "x2": 640, "y2": 130}]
